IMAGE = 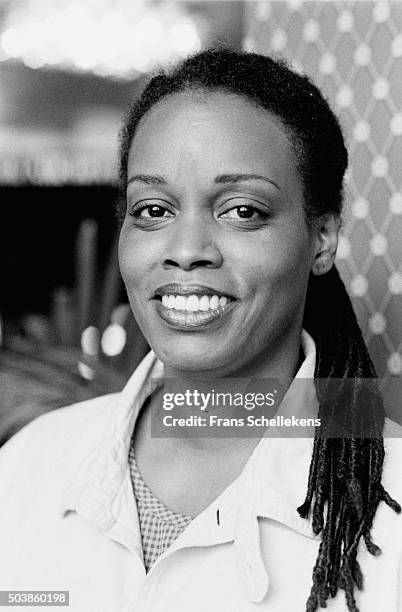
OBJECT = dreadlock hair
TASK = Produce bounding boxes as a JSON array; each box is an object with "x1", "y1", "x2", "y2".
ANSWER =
[{"x1": 117, "y1": 48, "x2": 400, "y2": 611}]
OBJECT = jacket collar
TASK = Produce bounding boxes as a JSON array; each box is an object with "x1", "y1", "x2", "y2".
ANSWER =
[{"x1": 61, "y1": 330, "x2": 319, "y2": 544}]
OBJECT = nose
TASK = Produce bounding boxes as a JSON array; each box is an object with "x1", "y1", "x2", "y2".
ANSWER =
[{"x1": 162, "y1": 212, "x2": 223, "y2": 271}]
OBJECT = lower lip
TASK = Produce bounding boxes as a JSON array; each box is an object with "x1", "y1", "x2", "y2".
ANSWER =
[{"x1": 154, "y1": 299, "x2": 236, "y2": 330}]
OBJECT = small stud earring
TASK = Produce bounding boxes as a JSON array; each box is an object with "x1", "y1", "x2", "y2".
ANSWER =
[{"x1": 312, "y1": 260, "x2": 329, "y2": 275}]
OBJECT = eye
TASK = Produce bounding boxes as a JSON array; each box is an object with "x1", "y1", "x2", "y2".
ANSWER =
[
  {"x1": 129, "y1": 201, "x2": 174, "y2": 219},
  {"x1": 219, "y1": 199, "x2": 271, "y2": 222},
  {"x1": 223, "y1": 205, "x2": 260, "y2": 219}
]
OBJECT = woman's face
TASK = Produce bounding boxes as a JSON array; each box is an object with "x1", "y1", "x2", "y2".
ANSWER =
[{"x1": 119, "y1": 91, "x2": 319, "y2": 376}]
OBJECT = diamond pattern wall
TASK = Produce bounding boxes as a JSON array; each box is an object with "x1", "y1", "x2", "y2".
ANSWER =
[{"x1": 244, "y1": 1, "x2": 401, "y2": 418}]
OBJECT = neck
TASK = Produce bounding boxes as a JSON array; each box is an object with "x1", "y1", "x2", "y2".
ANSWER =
[
  {"x1": 164, "y1": 327, "x2": 303, "y2": 382},
  {"x1": 149, "y1": 330, "x2": 305, "y2": 452}
]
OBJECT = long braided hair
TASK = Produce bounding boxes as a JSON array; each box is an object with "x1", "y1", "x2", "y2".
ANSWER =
[
  {"x1": 301, "y1": 268, "x2": 400, "y2": 610},
  {"x1": 118, "y1": 48, "x2": 400, "y2": 611}
]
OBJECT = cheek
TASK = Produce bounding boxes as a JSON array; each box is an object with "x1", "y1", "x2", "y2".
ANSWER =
[
  {"x1": 118, "y1": 250, "x2": 134, "y2": 290},
  {"x1": 118, "y1": 237, "x2": 149, "y2": 327},
  {"x1": 118, "y1": 230, "x2": 148, "y2": 287},
  {"x1": 235, "y1": 230, "x2": 311, "y2": 294}
]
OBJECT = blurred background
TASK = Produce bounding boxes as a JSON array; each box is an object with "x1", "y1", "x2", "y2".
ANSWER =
[{"x1": 0, "y1": 0, "x2": 400, "y2": 443}]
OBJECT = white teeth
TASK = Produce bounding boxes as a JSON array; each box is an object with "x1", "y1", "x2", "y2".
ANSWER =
[
  {"x1": 186, "y1": 295, "x2": 199, "y2": 311},
  {"x1": 199, "y1": 296, "x2": 210, "y2": 311},
  {"x1": 175, "y1": 295, "x2": 186, "y2": 310},
  {"x1": 161, "y1": 293, "x2": 231, "y2": 311},
  {"x1": 210, "y1": 295, "x2": 220, "y2": 310}
]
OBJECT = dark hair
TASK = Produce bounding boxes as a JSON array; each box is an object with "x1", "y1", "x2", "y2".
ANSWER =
[{"x1": 118, "y1": 48, "x2": 400, "y2": 611}]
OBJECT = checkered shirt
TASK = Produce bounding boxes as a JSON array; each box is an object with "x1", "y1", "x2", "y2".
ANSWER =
[{"x1": 128, "y1": 440, "x2": 192, "y2": 572}]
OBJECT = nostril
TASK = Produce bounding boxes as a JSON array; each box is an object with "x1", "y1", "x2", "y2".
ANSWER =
[
  {"x1": 162, "y1": 241, "x2": 223, "y2": 270},
  {"x1": 190, "y1": 260, "x2": 216, "y2": 268},
  {"x1": 163, "y1": 258, "x2": 217, "y2": 270},
  {"x1": 163, "y1": 259, "x2": 180, "y2": 268}
]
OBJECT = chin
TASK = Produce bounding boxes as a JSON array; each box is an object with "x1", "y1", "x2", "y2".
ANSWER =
[{"x1": 154, "y1": 344, "x2": 229, "y2": 374}]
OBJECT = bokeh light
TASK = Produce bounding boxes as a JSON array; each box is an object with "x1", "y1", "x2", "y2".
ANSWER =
[{"x1": 0, "y1": 0, "x2": 202, "y2": 79}]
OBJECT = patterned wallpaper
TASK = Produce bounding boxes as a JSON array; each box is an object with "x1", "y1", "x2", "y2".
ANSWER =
[{"x1": 244, "y1": 0, "x2": 401, "y2": 418}]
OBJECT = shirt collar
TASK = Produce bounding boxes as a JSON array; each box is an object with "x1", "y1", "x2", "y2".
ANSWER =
[{"x1": 61, "y1": 330, "x2": 318, "y2": 541}]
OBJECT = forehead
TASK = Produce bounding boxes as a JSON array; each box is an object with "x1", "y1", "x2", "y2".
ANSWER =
[{"x1": 128, "y1": 90, "x2": 298, "y2": 183}]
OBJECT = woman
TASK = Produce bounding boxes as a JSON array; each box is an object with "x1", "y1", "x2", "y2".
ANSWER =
[{"x1": 0, "y1": 48, "x2": 401, "y2": 612}]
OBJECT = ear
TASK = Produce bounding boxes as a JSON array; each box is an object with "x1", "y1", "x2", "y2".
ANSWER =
[{"x1": 311, "y1": 214, "x2": 340, "y2": 276}]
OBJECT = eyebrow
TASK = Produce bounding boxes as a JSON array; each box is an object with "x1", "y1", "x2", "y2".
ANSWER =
[
  {"x1": 128, "y1": 174, "x2": 167, "y2": 186},
  {"x1": 127, "y1": 172, "x2": 280, "y2": 190},
  {"x1": 214, "y1": 173, "x2": 280, "y2": 190}
]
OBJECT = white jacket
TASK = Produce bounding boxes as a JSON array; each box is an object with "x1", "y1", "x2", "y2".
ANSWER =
[{"x1": 0, "y1": 332, "x2": 401, "y2": 612}]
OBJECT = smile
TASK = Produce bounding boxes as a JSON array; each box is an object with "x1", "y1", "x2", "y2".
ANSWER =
[
  {"x1": 152, "y1": 285, "x2": 236, "y2": 329},
  {"x1": 162, "y1": 294, "x2": 228, "y2": 311}
]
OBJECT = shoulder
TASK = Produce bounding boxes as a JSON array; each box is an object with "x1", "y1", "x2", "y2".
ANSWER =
[
  {"x1": 381, "y1": 417, "x2": 402, "y2": 498},
  {"x1": 383, "y1": 417, "x2": 402, "y2": 438},
  {"x1": 0, "y1": 393, "x2": 120, "y2": 490},
  {"x1": 2, "y1": 391, "x2": 119, "y2": 449}
]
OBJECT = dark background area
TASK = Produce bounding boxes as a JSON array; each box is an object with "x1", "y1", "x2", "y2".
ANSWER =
[{"x1": 1, "y1": 185, "x2": 120, "y2": 319}]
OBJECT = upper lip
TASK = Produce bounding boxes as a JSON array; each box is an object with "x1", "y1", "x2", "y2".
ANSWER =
[{"x1": 153, "y1": 284, "x2": 236, "y2": 299}]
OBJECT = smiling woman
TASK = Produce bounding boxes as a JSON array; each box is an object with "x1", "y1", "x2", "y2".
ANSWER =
[
  {"x1": 0, "y1": 48, "x2": 401, "y2": 612},
  {"x1": 119, "y1": 91, "x2": 315, "y2": 379}
]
